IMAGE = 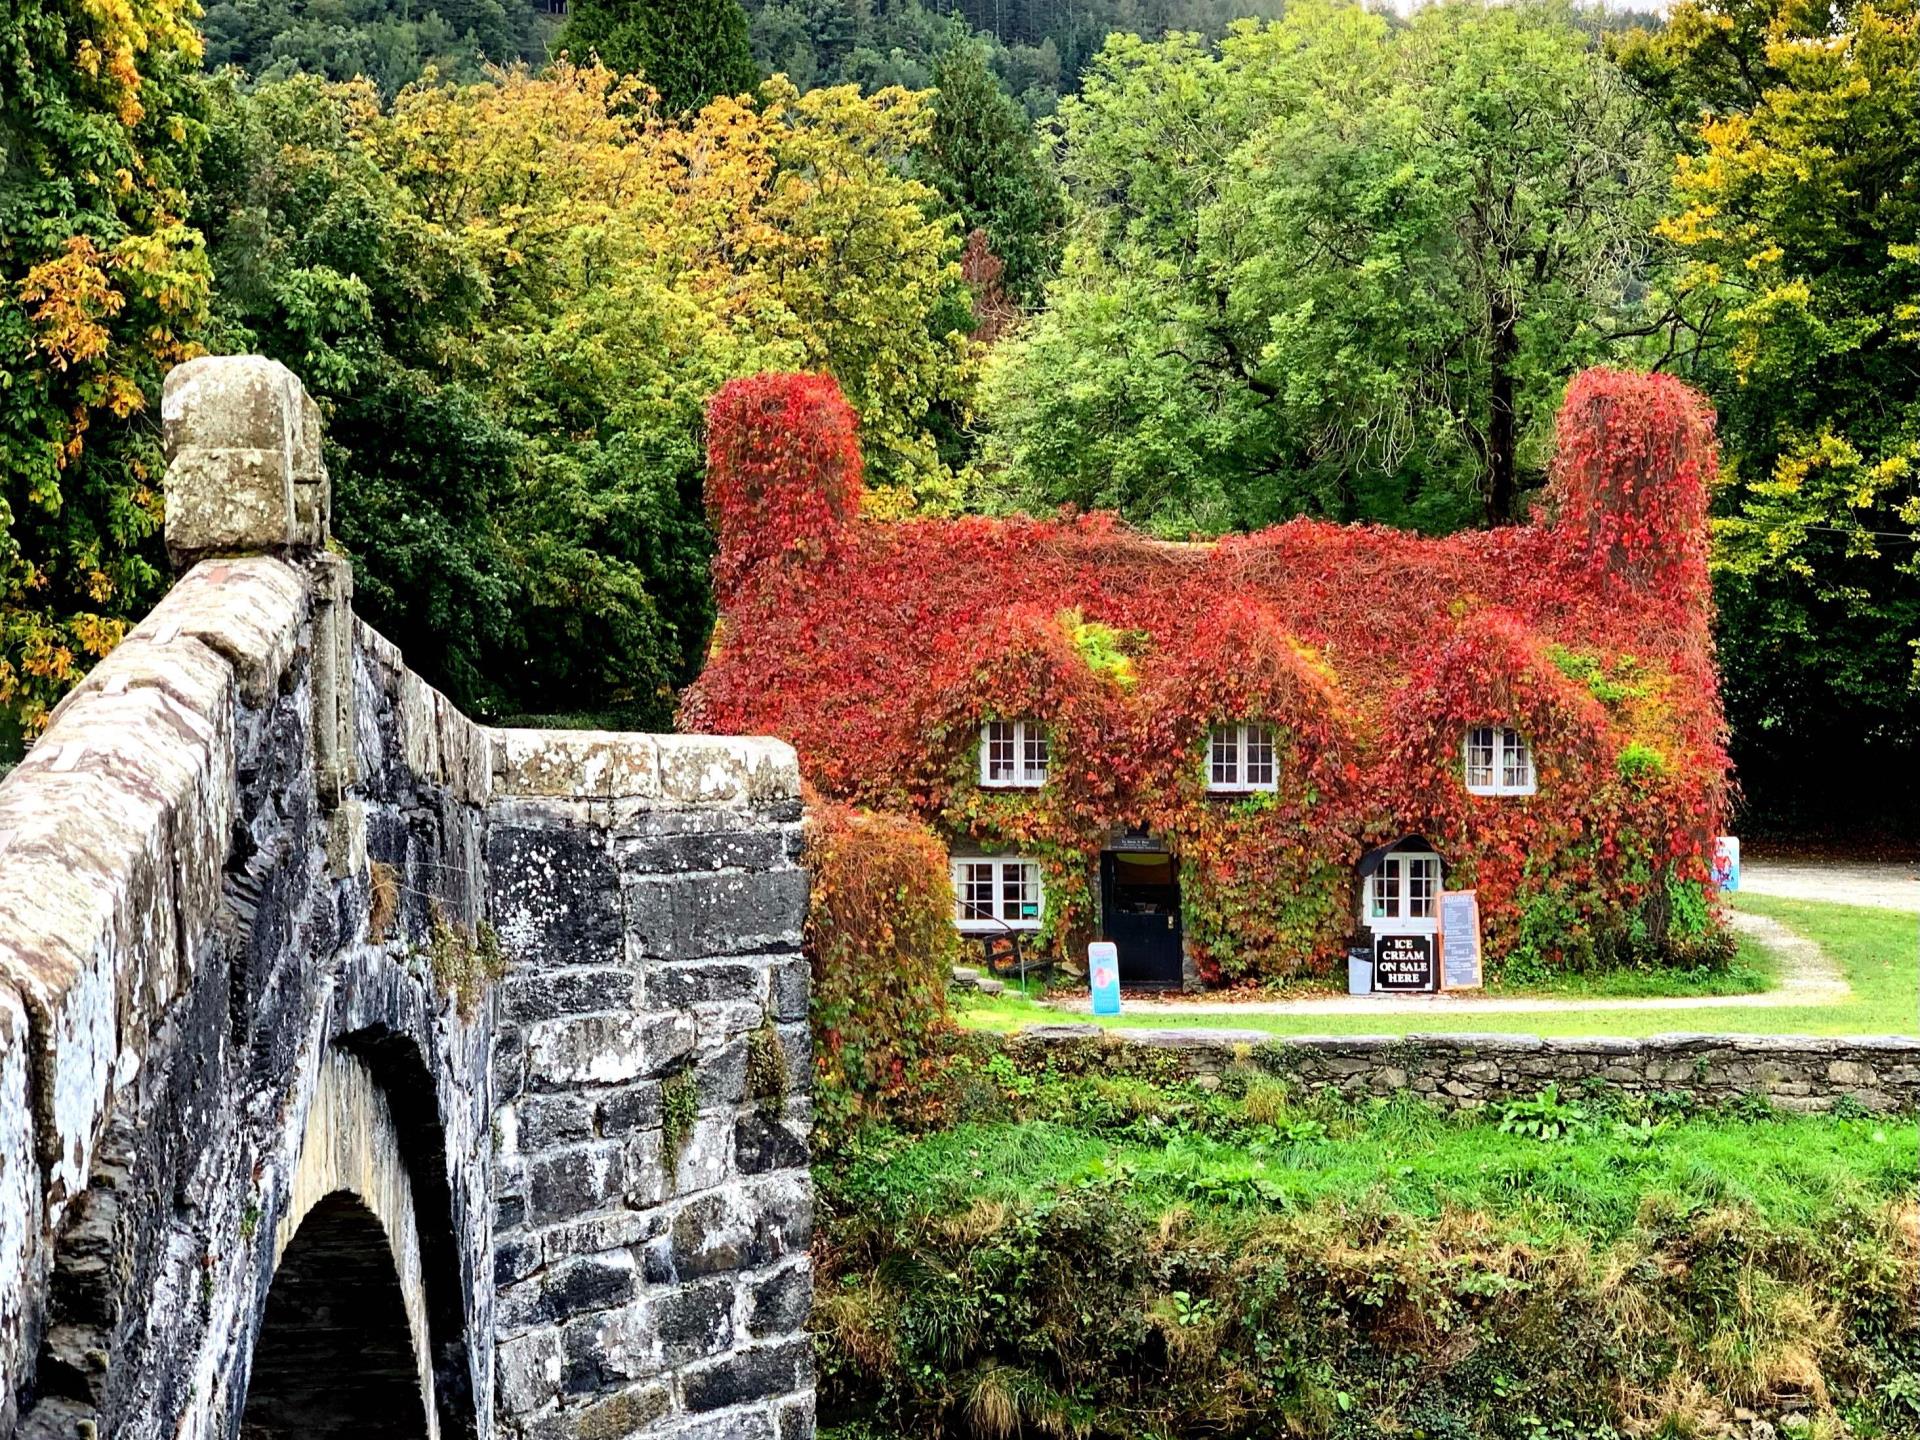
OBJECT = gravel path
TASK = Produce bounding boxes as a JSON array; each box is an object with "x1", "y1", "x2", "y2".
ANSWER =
[
  {"x1": 1046, "y1": 908, "x2": 1849, "y2": 1018},
  {"x1": 1740, "y1": 858, "x2": 1919, "y2": 912}
]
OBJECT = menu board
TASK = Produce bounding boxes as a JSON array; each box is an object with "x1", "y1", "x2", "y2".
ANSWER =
[{"x1": 1439, "y1": 890, "x2": 1483, "y2": 990}]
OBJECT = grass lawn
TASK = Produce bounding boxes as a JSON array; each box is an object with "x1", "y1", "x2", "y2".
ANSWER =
[
  {"x1": 833, "y1": 1096, "x2": 1915, "y2": 1247},
  {"x1": 955, "y1": 894, "x2": 1917, "y2": 1038}
]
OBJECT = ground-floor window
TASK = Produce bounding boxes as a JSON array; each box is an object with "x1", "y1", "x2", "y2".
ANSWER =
[
  {"x1": 952, "y1": 856, "x2": 1044, "y2": 932},
  {"x1": 1365, "y1": 853, "x2": 1440, "y2": 924}
]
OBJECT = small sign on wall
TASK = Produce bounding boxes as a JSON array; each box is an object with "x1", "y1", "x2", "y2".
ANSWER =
[
  {"x1": 1088, "y1": 941, "x2": 1122, "y2": 1015},
  {"x1": 1438, "y1": 890, "x2": 1483, "y2": 990},
  {"x1": 1712, "y1": 836, "x2": 1740, "y2": 892},
  {"x1": 1373, "y1": 934, "x2": 1435, "y2": 993}
]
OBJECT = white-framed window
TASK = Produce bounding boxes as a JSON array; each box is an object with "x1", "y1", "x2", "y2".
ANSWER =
[
  {"x1": 1207, "y1": 723, "x2": 1277, "y2": 793},
  {"x1": 979, "y1": 719, "x2": 1049, "y2": 788},
  {"x1": 951, "y1": 857, "x2": 1044, "y2": 932},
  {"x1": 1364, "y1": 853, "x2": 1440, "y2": 925},
  {"x1": 1464, "y1": 725, "x2": 1535, "y2": 796}
]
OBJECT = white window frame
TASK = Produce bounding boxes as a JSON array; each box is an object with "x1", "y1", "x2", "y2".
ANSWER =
[
  {"x1": 951, "y1": 857, "x2": 1045, "y2": 932},
  {"x1": 1464, "y1": 725, "x2": 1535, "y2": 796},
  {"x1": 1361, "y1": 852, "x2": 1442, "y2": 933},
  {"x1": 979, "y1": 719, "x2": 1049, "y2": 788},
  {"x1": 1206, "y1": 723, "x2": 1278, "y2": 793}
]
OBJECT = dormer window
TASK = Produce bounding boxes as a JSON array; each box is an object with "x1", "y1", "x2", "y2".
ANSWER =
[
  {"x1": 1465, "y1": 726, "x2": 1535, "y2": 796},
  {"x1": 1208, "y1": 723, "x2": 1277, "y2": 793},
  {"x1": 980, "y1": 719, "x2": 1049, "y2": 788}
]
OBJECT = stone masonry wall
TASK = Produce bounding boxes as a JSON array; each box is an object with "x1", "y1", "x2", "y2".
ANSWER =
[
  {"x1": 487, "y1": 734, "x2": 814, "y2": 1440},
  {"x1": 0, "y1": 356, "x2": 816, "y2": 1440},
  {"x1": 1008, "y1": 1026, "x2": 1920, "y2": 1113}
]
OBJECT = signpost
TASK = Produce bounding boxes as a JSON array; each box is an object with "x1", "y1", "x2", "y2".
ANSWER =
[
  {"x1": 1372, "y1": 934, "x2": 1435, "y2": 993},
  {"x1": 1712, "y1": 836, "x2": 1740, "y2": 892},
  {"x1": 1438, "y1": 889, "x2": 1482, "y2": 990},
  {"x1": 1088, "y1": 941, "x2": 1122, "y2": 1015}
]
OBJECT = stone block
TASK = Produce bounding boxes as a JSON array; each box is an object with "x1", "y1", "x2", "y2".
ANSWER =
[
  {"x1": 768, "y1": 959, "x2": 809, "y2": 1023},
  {"x1": 681, "y1": 1339, "x2": 812, "y2": 1413},
  {"x1": 527, "y1": 1142, "x2": 631, "y2": 1226},
  {"x1": 618, "y1": 828, "x2": 788, "y2": 876},
  {"x1": 747, "y1": 1261, "x2": 812, "y2": 1338},
  {"x1": 490, "y1": 826, "x2": 622, "y2": 971},
  {"x1": 136, "y1": 557, "x2": 306, "y2": 705},
  {"x1": 596, "y1": 1082, "x2": 664, "y2": 1138},
  {"x1": 0, "y1": 986, "x2": 41, "y2": 1430},
  {"x1": 735, "y1": 1116, "x2": 809, "y2": 1176},
  {"x1": 497, "y1": 1327, "x2": 567, "y2": 1417},
  {"x1": 163, "y1": 445, "x2": 297, "y2": 568},
  {"x1": 542, "y1": 1208, "x2": 659, "y2": 1264},
  {"x1": 531, "y1": 1382, "x2": 671, "y2": 1440},
  {"x1": 499, "y1": 1252, "x2": 639, "y2": 1331},
  {"x1": 505, "y1": 968, "x2": 643, "y2": 1025},
  {"x1": 526, "y1": 1013, "x2": 695, "y2": 1089},
  {"x1": 673, "y1": 871, "x2": 809, "y2": 959},
  {"x1": 494, "y1": 729, "x2": 660, "y2": 801},
  {"x1": 517, "y1": 1094, "x2": 597, "y2": 1151},
  {"x1": 778, "y1": 1393, "x2": 818, "y2": 1440},
  {"x1": 1827, "y1": 1059, "x2": 1878, "y2": 1087},
  {"x1": 651, "y1": 1278, "x2": 737, "y2": 1366},
  {"x1": 644, "y1": 962, "x2": 765, "y2": 1011}
]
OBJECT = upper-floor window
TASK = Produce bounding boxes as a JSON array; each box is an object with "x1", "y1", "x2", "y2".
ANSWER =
[
  {"x1": 952, "y1": 856, "x2": 1044, "y2": 931},
  {"x1": 1464, "y1": 725, "x2": 1535, "y2": 796},
  {"x1": 979, "y1": 719, "x2": 1049, "y2": 788},
  {"x1": 1208, "y1": 723, "x2": 1277, "y2": 792}
]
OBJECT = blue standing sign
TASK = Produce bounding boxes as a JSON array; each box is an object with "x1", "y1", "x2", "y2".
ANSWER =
[
  {"x1": 1712, "y1": 836, "x2": 1740, "y2": 892},
  {"x1": 1088, "y1": 941, "x2": 1122, "y2": 1016}
]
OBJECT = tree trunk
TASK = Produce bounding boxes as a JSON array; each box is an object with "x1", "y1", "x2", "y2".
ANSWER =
[{"x1": 1486, "y1": 294, "x2": 1519, "y2": 526}]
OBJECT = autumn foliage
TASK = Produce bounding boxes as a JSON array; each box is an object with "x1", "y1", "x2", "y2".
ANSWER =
[
  {"x1": 707, "y1": 374, "x2": 865, "y2": 608},
  {"x1": 687, "y1": 367, "x2": 1730, "y2": 981},
  {"x1": 802, "y1": 797, "x2": 962, "y2": 1143}
]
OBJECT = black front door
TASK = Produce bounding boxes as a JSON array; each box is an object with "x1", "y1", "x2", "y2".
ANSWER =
[{"x1": 1101, "y1": 850, "x2": 1183, "y2": 989}]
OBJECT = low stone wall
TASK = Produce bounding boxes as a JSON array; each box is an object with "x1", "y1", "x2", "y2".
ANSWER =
[{"x1": 1006, "y1": 1026, "x2": 1920, "y2": 1113}]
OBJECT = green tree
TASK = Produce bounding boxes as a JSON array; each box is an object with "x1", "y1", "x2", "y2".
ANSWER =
[
  {"x1": 1617, "y1": 0, "x2": 1920, "y2": 832},
  {"x1": 557, "y1": 0, "x2": 760, "y2": 111},
  {"x1": 979, "y1": 2, "x2": 1667, "y2": 533},
  {"x1": 1, "y1": 0, "x2": 210, "y2": 747},
  {"x1": 924, "y1": 32, "x2": 1065, "y2": 302}
]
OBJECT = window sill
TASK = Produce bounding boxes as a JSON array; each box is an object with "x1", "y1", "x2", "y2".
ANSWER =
[
  {"x1": 955, "y1": 921, "x2": 1044, "y2": 934},
  {"x1": 1466, "y1": 785, "x2": 1537, "y2": 798},
  {"x1": 1206, "y1": 785, "x2": 1278, "y2": 796},
  {"x1": 979, "y1": 778, "x2": 1047, "y2": 790}
]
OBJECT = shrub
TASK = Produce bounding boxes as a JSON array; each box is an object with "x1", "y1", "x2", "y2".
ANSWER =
[{"x1": 804, "y1": 796, "x2": 964, "y2": 1148}]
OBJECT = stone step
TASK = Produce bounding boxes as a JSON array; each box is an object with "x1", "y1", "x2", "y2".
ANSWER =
[
  {"x1": 974, "y1": 977, "x2": 1006, "y2": 995},
  {"x1": 950, "y1": 966, "x2": 980, "y2": 982}
]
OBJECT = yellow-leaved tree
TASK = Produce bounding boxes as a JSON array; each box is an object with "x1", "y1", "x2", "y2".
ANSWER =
[{"x1": 1, "y1": 0, "x2": 211, "y2": 747}]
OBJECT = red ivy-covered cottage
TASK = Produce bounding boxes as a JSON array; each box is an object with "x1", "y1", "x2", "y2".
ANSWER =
[{"x1": 682, "y1": 368, "x2": 1731, "y2": 989}]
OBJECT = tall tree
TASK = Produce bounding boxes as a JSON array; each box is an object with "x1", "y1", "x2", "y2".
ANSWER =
[
  {"x1": 0, "y1": 0, "x2": 210, "y2": 747},
  {"x1": 557, "y1": 0, "x2": 760, "y2": 112},
  {"x1": 979, "y1": 1, "x2": 1667, "y2": 534},
  {"x1": 1617, "y1": 0, "x2": 1920, "y2": 833},
  {"x1": 923, "y1": 33, "x2": 1065, "y2": 303}
]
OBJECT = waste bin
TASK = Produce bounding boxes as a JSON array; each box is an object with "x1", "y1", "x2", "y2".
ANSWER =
[{"x1": 1346, "y1": 946, "x2": 1373, "y2": 996}]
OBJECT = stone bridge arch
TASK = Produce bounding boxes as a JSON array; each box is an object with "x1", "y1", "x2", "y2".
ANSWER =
[
  {"x1": 1, "y1": 356, "x2": 816, "y2": 1440},
  {"x1": 240, "y1": 1049, "x2": 439, "y2": 1440}
]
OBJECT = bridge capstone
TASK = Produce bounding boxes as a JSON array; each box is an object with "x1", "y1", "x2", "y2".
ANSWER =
[{"x1": 0, "y1": 357, "x2": 814, "y2": 1440}]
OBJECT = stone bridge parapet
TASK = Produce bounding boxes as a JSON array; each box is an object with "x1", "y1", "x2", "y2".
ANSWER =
[{"x1": 0, "y1": 357, "x2": 813, "y2": 1440}]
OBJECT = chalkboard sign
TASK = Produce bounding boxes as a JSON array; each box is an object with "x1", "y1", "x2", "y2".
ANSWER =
[
  {"x1": 1373, "y1": 934, "x2": 1435, "y2": 993},
  {"x1": 1439, "y1": 890, "x2": 1482, "y2": 990}
]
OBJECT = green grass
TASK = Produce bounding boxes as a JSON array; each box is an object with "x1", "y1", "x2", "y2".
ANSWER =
[
  {"x1": 955, "y1": 895, "x2": 1916, "y2": 1038},
  {"x1": 834, "y1": 1094, "x2": 1914, "y2": 1246},
  {"x1": 1482, "y1": 930, "x2": 1774, "y2": 999}
]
